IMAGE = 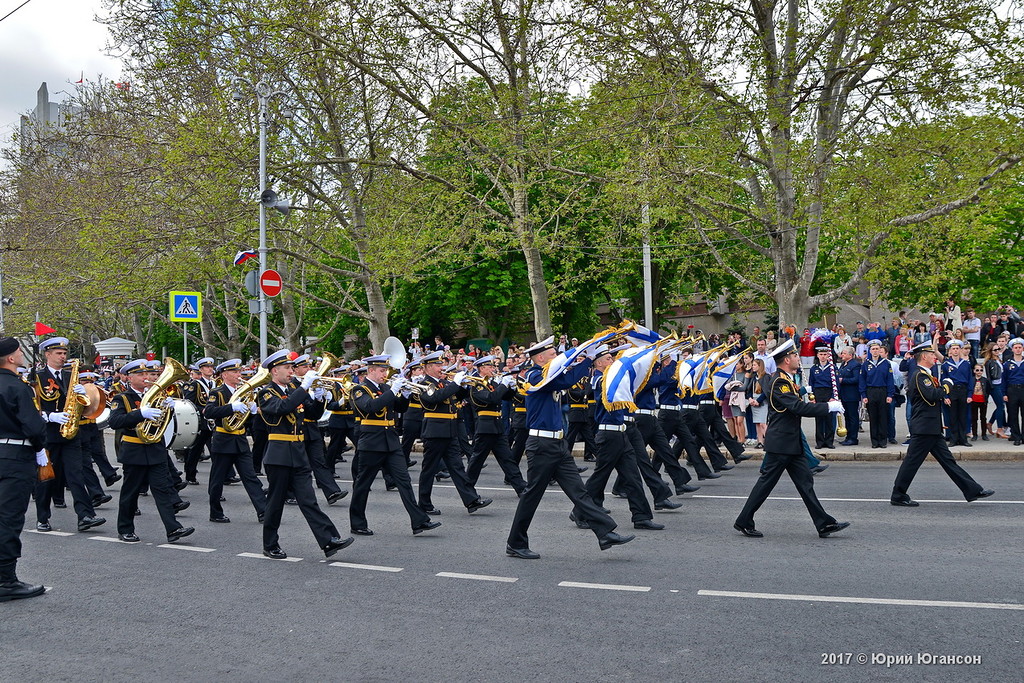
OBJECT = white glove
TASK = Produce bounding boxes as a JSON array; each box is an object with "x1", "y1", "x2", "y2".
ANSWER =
[
  {"x1": 230, "y1": 401, "x2": 248, "y2": 413},
  {"x1": 35, "y1": 449, "x2": 48, "y2": 466},
  {"x1": 248, "y1": 402, "x2": 259, "y2": 414},
  {"x1": 46, "y1": 411, "x2": 69, "y2": 425},
  {"x1": 583, "y1": 345, "x2": 600, "y2": 359},
  {"x1": 312, "y1": 387, "x2": 326, "y2": 401},
  {"x1": 390, "y1": 377, "x2": 407, "y2": 394},
  {"x1": 72, "y1": 384, "x2": 87, "y2": 396},
  {"x1": 163, "y1": 397, "x2": 176, "y2": 408},
  {"x1": 452, "y1": 371, "x2": 467, "y2": 386},
  {"x1": 140, "y1": 407, "x2": 162, "y2": 420},
  {"x1": 827, "y1": 400, "x2": 844, "y2": 413},
  {"x1": 501, "y1": 375, "x2": 517, "y2": 389},
  {"x1": 300, "y1": 371, "x2": 319, "y2": 390},
  {"x1": 401, "y1": 388, "x2": 412, "y2": 398}
]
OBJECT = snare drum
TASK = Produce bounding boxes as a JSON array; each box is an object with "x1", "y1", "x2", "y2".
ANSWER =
[
  {"x1": 164, "y1": 399, "x2": 200, "y2": 450},
  {"x1": 94, "y1": 407, "x2": 111, "y2": 431}
]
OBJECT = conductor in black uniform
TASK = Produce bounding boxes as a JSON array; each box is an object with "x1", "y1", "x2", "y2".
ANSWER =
[
  {"x1": 890, "y1": 342, "x2": 994, "y2": 506},
  {"x1": 734, "y1": 339, "x2": 851, "y2": 538},
  {"x1": 257, "y1": 350, "x2": 352, "y2": 560},
  {"x1": 0, "y1": 337, "x2": 48, "y2": 602},
  {"x1": 348, "y1": 355, "x2": 440, "y2": 536}
]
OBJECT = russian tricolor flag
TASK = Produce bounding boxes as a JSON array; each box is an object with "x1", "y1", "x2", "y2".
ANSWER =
[{"x1": 234, "y1": 250, "x2": 258, "y2": 266}]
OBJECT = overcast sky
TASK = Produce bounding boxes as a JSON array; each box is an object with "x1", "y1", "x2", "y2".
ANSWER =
[{"x1": 0, "y1": 0, "x2": 123, "y2": 142}]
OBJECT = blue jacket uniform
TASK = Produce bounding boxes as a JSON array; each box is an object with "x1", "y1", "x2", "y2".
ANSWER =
[
  {"x1": 941, "y1": 358, "x2": 972, "y2": 386},
  {"x1": 524, "y1": 359, "x2": 593, "y2": 432},
  {"x1": 1002, "y1": 357, "x2": 1024, "y2": 385},
  {"x1": 836, "y1": 359, "x2": 862, "y2": 402},
  {"x1": 809, "y1": 363, "x2": 838, "y2": 391},
  {"x1": 591, "y1": 371, "x2": 626, "y2": 426},
  {"x1": 635, "y1": 362, "x2": 674, "y2": 411},
  {"x1": 859, "y1": 358, "x2": 895, "y2": 400}
]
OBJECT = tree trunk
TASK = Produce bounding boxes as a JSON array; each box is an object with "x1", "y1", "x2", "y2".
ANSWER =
[
  {"x1": 224, "y1": 291, "x2": 240, "y2": 357},
  {"x1": 514, "y1": 184, "x2": 552, "y2": 341},
  {"x1": 364, "y1": 277, "x2": 389, "y2": 352}
]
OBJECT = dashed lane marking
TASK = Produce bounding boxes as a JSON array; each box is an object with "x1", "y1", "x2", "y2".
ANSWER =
[
  {"x1": 692, "y1": 494, "x2": 1023, "y2": 504},
  {"x1": 558, "y1": 581, "x2": 651, "y2": 593},
  {"x1": 329, "y1": 561, "x2": 403, "y2": 573},
  {"x1": 436, "y1": 571, "x2": 518, "y2": 583},
  {"x1": 27, "y1": 530, "x2": 75, "y2": 537},
  {"x1": 237, "y1": 552, "x2": 303, "y2": 562},
  {"x1": 88, "y1": 536, "x2": 135, "y2": 543},
  {"x1": 698, "y1": 589, "x2": 1024, "y2": 611},
  {"x1": 156, "y1": 544, "x2": 217, "y2": 552}
]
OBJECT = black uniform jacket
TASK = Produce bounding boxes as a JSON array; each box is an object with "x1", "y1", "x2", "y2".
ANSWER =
[
  {"x1": 764, "y1": 370, "x2": 830, "y2": 455},
  {"x1": 470, "y1": 380, "x2": 511, "y2": 435},
  {"x1": 0, "y1": 368, "x2": 47, "y2": 459},
  {"x1": 419, "y1": 375, "x2": 467, "y2": 439},
  {"x1": 204, "y1": 384, "x2": 250, "y2": 454},
  {"x1": 908, "y1": 367, "x2": 948, "y2": 436},
  {"x1": 350, "y1": 379, "x2": 407, "y2": 452},
  {"x1": 109, "y1": 387, "x2": 170, "y2": 465},
  {"x1": 257, "y1": 383, "x2": 310, "y2": 468}
]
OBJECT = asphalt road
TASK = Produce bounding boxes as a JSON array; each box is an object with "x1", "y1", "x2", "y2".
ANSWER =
[{"x1": 4, "y1": 454, "x2": 1021, "y2": 681}]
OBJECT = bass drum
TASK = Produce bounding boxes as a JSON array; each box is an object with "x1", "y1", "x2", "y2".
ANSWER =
[
  {"x1": 164, "y1": 399, "x2": 200, "y2": 450},
  {"x1": 94, "y1": 407, "x2": 111, "y2": 431}
]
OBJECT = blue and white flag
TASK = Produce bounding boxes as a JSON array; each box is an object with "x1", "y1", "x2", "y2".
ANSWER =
[
  {"x1": 712, "y1": 352, "x2": 744, "y2": 399},
  {"x1": 600, "y1": 343, "x2": 662, "y2": 412},
  {"x1": 526, "y1": 323, "x2": 630, "y2": 394}
]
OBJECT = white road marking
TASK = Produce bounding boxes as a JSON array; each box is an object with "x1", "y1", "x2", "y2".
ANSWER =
[
  {"x1": 329, "y1": 561, "x2": 403, "y2": 573},
  {"x1": 89, "y1": 536, "x2": 135, "y2": 543},
  {"x1": 27, "y1": 529, "x2": 75, "y2": 537},
  {"x1": 436, "y1": 571, "x2": 518, "y2": 583},
  {"x1": 692, "y1": 494, "x2": 1023, "y2": 504},
  {"x1": 156, "y1": 544, "x2": 216, "y2": 552},
  {"x1": 237, "y1": 552, "x2": 303, "y2": 562},
  {"x1": 559, "y1": 581, "x2": 651, "y2": 593},
  {"x1": 698, "y1": 589, "x2": 1024, "y2": 611}
]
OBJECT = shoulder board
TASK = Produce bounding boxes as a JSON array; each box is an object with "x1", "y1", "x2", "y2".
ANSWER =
[
  {"x1": 351, "y1": 386, "x2": 367, "y2": 397},
  {"x1": 259, "y1": 388, "x2": 277, "y2": 400}
]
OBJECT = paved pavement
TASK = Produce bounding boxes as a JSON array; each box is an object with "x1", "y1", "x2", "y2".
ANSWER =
[{"x1": 4, "y1": 437, "x2": 1021, "y2": 681}]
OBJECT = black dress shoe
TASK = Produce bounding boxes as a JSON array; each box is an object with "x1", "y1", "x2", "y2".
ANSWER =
[
  {"x1": 257, "y1": 512, "x2": 265, "y2": 523},
  {"x1": 285, "y1": 498, "x2": 298, "y2": 505},
  {"x1": 960, "y1": 441, "x2": 973, "y2": 447},
  {"x1": 435, "y1": 471, "x2": 451, "y2": 480},
  {"x1": 36, "y1": 522, "x2": 51, "y2": 532},
  {"x1": 817, "y1": 521, "x2": 851, "y2": 537},
  {"x1": 412, "y1": 521, "x2": 441, "y2": 535},
  {"x1": 0, "y1": 580, "x2": 46, "y2": 602},
  {"x1": 351, "y1": 528, "x2": 374, "y2": 536},
  {"x1": 654, "y1": 499, "x2": 682, "y2": 510},
  {"x1": 467, "y1": 498, "x2": 492, "y2": 513},
  {"x1": 890, "y1": 498, "x2": 919, "y2": 507},
  {"x1": 824, "y1": 444, "x2": 836, "y2": 449},
  {"x1": 385, "y1": 484, "x2": 398, "y2": 491},
  {"x1": 119, "y1": 532, "x2": 141, "y2": 543},
  {"x1": 53, "y1": 501, "x2": 67, "y2": 509},
  {"x1": 186, "y1": 479, "x2": 199, "y2": 486},
  {"x1": 598, "y1": 532, "x2": 635, "y2": 550},
  {"x1": 576, "y1": 465, "x2": 589, "y2": 474},
  {"x1": 133, "y1": 508, "x2": 142, "y2": 516},
  {"x1": 327, "y1": 491, "x2": 349, "y2": 505},
  {"x1": 422, "y1": 506, "x2": 441, "y2": 516},
  {"x1": 78, "y1": 516, "x2": 106, "y2": 532},
  {"x1": 611, "y1": 490, "x2": 627, "y2": 499},
  {"x1": 634, "y1": 519, "x2": 665, "y2": 530},
  {"x1": 716, "y1": 464, "x2": 735, "y2": 471},
  {"x1": 225, "y1": 476, "x2": 241, "y2": 484},
  {"x1": 888, "y1": 438, "x2": 898, "y2": 445},
  {"x1": 172, "y1": 501, "x2": 190, "y2": 513},
  {"x1": 676, "y1": 484, "x2": 701, "y2": 494},
  {"x1": 167, "y1": 526, "x2": 195, "y2": 542},
  {"x1": 568, "y1": 511, "x2": 591, "y2": 529},
  {"x1": 966, "y1": 489, "x2": 995, "y2": 502},
  {"x1": 811, "y1": 464, "x2": 830, "y2": 474},
  {"x1": 209, "y1": 516, "x2": 231, "y2": 523},
  {"x1": 263, "y1": 546, "x2": 287, "y2": 560},
  {"x1": 406, "y1": 460, "x2": 417, "y2": 468},
  {"x1": 982, "y1": 434, "x2": 989, "y2": 441},
  {"x1": 92, "y1": 494, "x2": 113, "y2": 507},
  {"x1": 583, "y1": 456, "x2": 596, "y2": 462},
  {"x1": 698, "y1": 472, "x2": 722, "y2": 480},
  {"x1": 1016, "y1": 440, "x2": 1023, "y2": 446},
  {"x1": 734, "y1": 454, "x2": 752, "y2": 462},
  {"x1": 322, "y1": 536, "x2": 354, "y2": 558},
  {"x1": 173, "y1": 481, "x2": 188, "y2": 491},
  {"x1": 104, "y1": 473, "x2": 122, "y2": 487},
  {"x1": 733, "y1": 522, "x2": 763, "y2": 538},
  {"x1": 506, "y1": 545, "x2": 540, "y2": 559}
]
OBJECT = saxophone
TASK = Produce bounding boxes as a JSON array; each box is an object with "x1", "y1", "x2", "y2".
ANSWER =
[{"x1": 59, "y1": 360, "x2": 90, "y2": 440}]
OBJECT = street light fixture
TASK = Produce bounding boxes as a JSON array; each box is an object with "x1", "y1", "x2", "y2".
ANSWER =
[{"x1": 232, "y1": 77, "x2": 291, "y2": 359}]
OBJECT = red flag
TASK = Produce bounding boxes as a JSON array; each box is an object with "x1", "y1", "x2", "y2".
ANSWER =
[
  {"x1": 75, "y1": 71, "x2": 83, "y2": 84},
  {"x1": 34, "y1": 322, "x2": 56, "y2": 336}
]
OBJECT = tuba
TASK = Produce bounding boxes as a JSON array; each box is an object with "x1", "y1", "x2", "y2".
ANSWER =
[
  {"x1": 136, "y1": 357, "x2": 190, "y2": 444},
  {"x1": 222, "y1": 367, "x2": 271, "y2": 432}
]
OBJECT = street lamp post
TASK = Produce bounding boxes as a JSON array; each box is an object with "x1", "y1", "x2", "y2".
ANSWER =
[{"x1": 233, "y1": 78, "x2": 291, "y2": 359}]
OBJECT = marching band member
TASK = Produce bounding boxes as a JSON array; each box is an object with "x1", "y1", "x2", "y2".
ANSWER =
[
  {"x1": 464, "y1": 356, "x2": 527, "y2": 496},
  {"x1": 290, "y1": 355, "x2": 348, "y2": 505},
  {"x1": 324, "y1": 366, "x2": 355, "y2": 474},
  {"x1": 348, "y1": 355, "x2": 440, "y2": 536},
  {"x1": 256, "y1": 350, "x2": 352, "y2": 560},
  {"x1": 109, "y1": 359, "x2": 194, "y2": 544},
  {"x1": 182, "y1": 357, "x2": 216, "y2": 485},
  {"x1": 32, "y1": 337, "x2": 105, "y2": 533},
  {"x1": 203, "y1": 359, "x2": 268, "y2": 523}
]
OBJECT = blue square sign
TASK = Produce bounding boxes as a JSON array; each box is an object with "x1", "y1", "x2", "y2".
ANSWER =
[{"x1": 169, "y1": 291, "x2": 202, "y2": 322}]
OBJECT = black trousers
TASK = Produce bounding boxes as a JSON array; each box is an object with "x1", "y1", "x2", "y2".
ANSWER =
[
  {"x1": 81, "y1": 425, "x2": 117, "y2": 479},
  {"x1": 209, "y1": 451, "x2": 266, "y2": 519},
  {"x1": 304, "y1": 431, "x2": 342, "y2": 498},
  {"x1": 578, "y1": 429, "x2": 653, "y2": 523},
  {"x1": 635, "y1": 413, "x2": 692, "y2": 488},
  {"x1": 866, "y1": 387, "x2": 889, "y2": 447},
  {"x1": 658, "y1": 409, "x2": 711, "y2": 477},
  {"x1": 841, "y1": 400, "x2": 860, "y2": 443},
  {"x1": 117, "y1": 462, "x2": 182, "y2": 536},
  {"x1": 699, "y1": 404, "x2": 745, "y2": 460},
  {"x1": 36, "y1": 439, "x2": 95, "y2": 523},
  {"x1": 0, "y1": 457, "x2": 35, "y2": 578},
  {"x1": 400, "y1": 419, "x2": 422, "y2": 461},
  {"x1": 678, "y1": 409, "x2": 723, "y2": 472},
  {"x1": 947, "y1": 386, "x2": 969, "y2": 445},
  {"x1": 735, "y1": 451, "x2": 836, "y2": 531},
  {"x1": 251, "y1": 426, "x2": 268, "y2": 474},
  {"x1": 510, "y1": 426, "x2": 528, "y2": 465},
  {"x1": 326, "y1": 425, "x2": 353, "y2": 469},
  {"x1": 812, "y1": 387, "x2": 837, "y2": 447},
  {"x1": 184, "y1": 427, "x2": 212, "y2": 480},
  {"x1": 263, "y1": 464, "x2": 338, "y2": 551},
  {"x1": 507, "y1": 435, "x2": 616, "y2": 549},
  {"x1": 350, "y1": 448, "x2": 429, "y2": 532},
  {"x1": 565, "y1": 419, "x2": 596, "y2": 460},
  {"x1": 418, "y1": 437, "x2": 480, "y2": 510},
  {"x1": 618, "y1": 423, "x2": 673, "y2": 503},
  {"x1": 891, "y1": 434, "x2": 984, "y2": 502},
  {"x1": 1006, "y1": 385, "x2": 1024, "y2": 440},
  {"x1": 466, "y1": 433, "x2": 526, "y2": 493}
]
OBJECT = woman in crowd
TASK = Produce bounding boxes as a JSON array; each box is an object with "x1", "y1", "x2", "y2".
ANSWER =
[
  {"x1": 764, "y1": 329, "x2": 778, "y2": 352},
  {"x1": 912, "y1": 322, "x2": 931, "y2": 346},
  {"x1": 749, "y1": 358, "x2": 769, "y2": 448},
  {"x1": 894, "y1": 326, "x2": 913, "y2": 357},
  {"x1": 969, "y1": 363, "x2": 991, "y2": 441},
  {"x1": 983, "y1": 342, "x2": 1007, "y2": 438}
]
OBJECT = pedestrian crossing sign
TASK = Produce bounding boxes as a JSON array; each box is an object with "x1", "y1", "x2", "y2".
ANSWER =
[{"x1": 169, "y1": 291, "x2": 202, "y2": 322}]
